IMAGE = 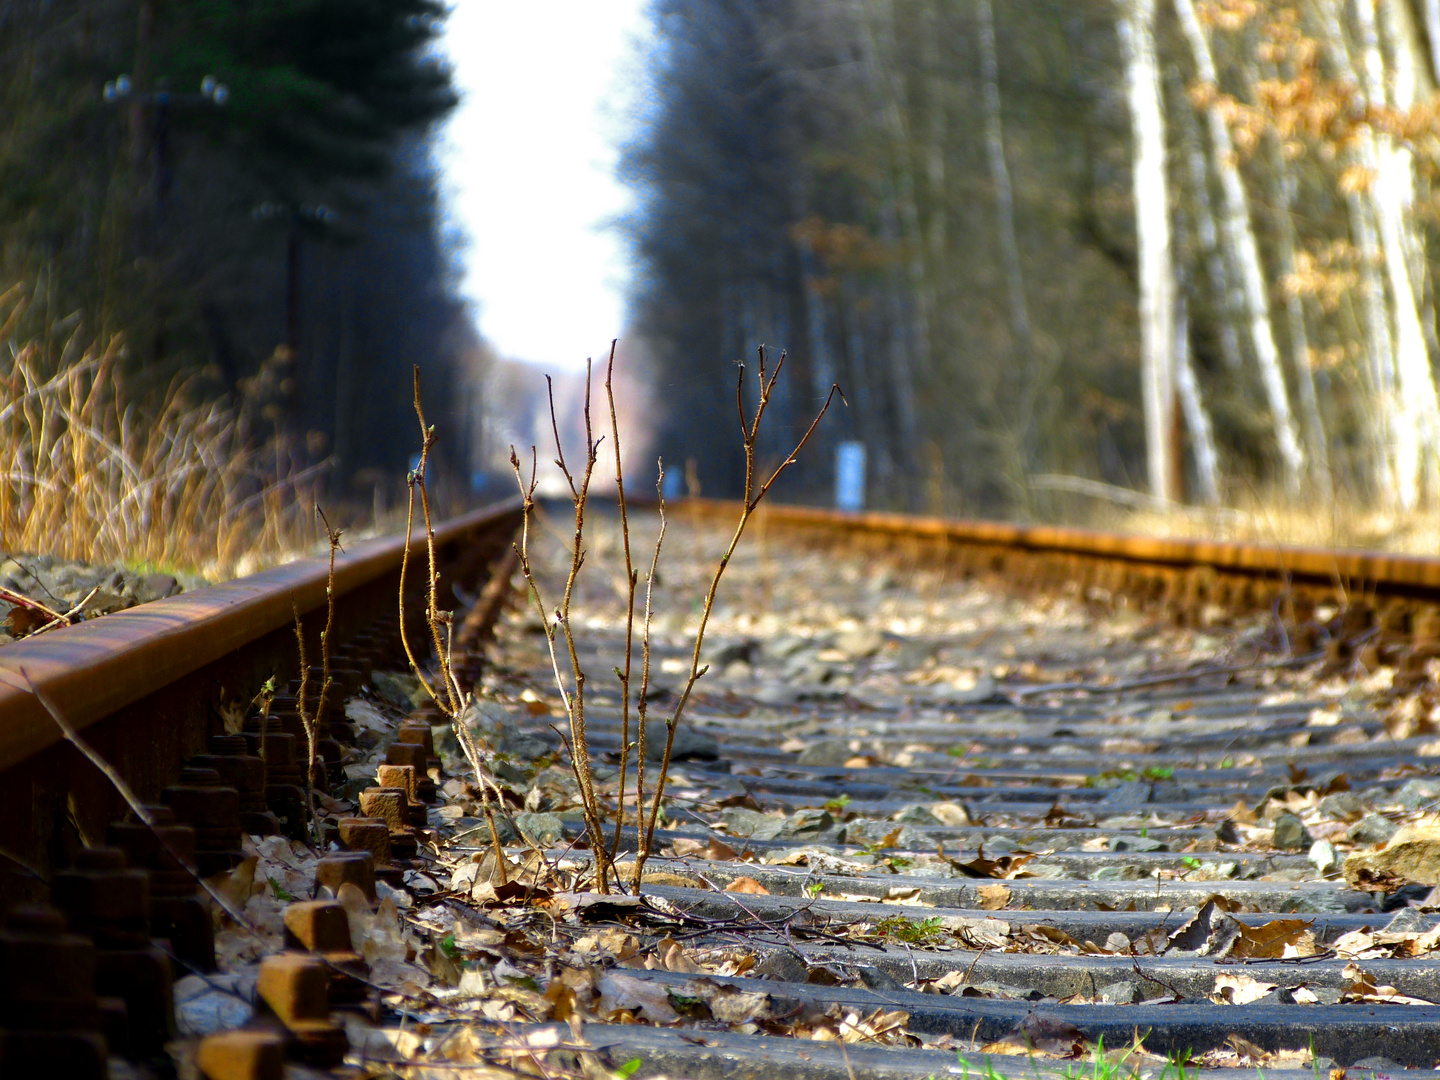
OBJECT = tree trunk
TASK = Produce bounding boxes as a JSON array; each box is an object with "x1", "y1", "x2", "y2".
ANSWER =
[
  {"x1": 1120, "y1": 0, "x2": 1177, "y2": 502},
  {"x1": 1253, "y1": 53, "x2": 1332, "y2": 498},
  {"x1": 1174, "y1": 81, "x2": 1245, "y2": 374},
  {"x1": 1175, "y1": 288, "x2": 1221, "y2": 504},
  {"x1": 853, "y1": 0, "x2": 923, "y2": 494},
  {"x1": 1174, "y1": 0, "x2": 1306, "y2": 497},
  {"x1": 978, "y1": 0, "x2": 1031, "y2": 353},
  {"x1": 1312, "y1": 0, "x2": 1440, "y2": 507}
]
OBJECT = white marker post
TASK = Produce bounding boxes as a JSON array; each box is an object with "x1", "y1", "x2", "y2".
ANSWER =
[{"x1": 835, "y1": 441, "x2": 866, "y2": 511}]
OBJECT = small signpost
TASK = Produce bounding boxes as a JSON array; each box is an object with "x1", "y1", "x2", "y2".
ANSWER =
[{"x1": 835, "y1": 441, "x2": 866, "y2": 511}]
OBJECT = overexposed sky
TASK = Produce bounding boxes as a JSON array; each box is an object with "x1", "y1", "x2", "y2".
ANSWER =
[{"x1": 442, "y1": 2, "x2": 650, "y2": 372}]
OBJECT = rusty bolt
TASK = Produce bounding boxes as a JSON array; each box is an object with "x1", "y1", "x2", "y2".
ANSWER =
[
  {"x1": 283, "y1": 901, "x2": 353, "y2": 954},
  {"x1": 197, "y1": 1030, "x2": 285, "y2": 1080},
  {"x1": 0, "y1": 905, "x2": 98, "y2": 1019},
  {"x1": 0, "y1": 905, "x2": 111, "y2": 1076},
  {"x1": 257, "y1": 952, "x2": 330, "y2": 1024},
  {"x1": 162, "y1": 768, "x2": 241, "y2": 827},
  {"x1": 376, "y1": 764, "x2": 417, "y2": 802},
  {"x1": 359, "y1": 787, "x2": 407, "y2": 832},
  {"x1": 386, "y1": 740, "x2": 428, "y2": 774},
  {"x1": 316, "y1": 851, "x2": 376, "y2": 902},
  {"x1": 337, "y1": 817, "x2": 393, "y2": 864},
  {"x1": 256, "y1": 953, "x2": 348, "y2": 1066},
  {"x1": 396, "y1": 722, "x2": 435, "y2": 757},
  {"x1": 52, "y1": 847, "x2": 150, "y2": 944}
]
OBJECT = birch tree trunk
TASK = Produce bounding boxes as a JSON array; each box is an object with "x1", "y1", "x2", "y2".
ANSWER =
[
  {"x1": 978, "y1": 0, "x2": 1032, "y2": 353},
  {"x1": 1174, "y1": 82, "x2": 1245, "y2": 374},
  {"x1": 1256, "y1": 67, "x2": 1332, "y2": 497},
  {"x1": 1174, "y1": 0, "x2": 1307, "y2": 496},
  {"x1": 1417, "y1": 0, "x2": 1440, "y2": 83},
  {"x1": 1119, "y1": 0, "x2": 1177, "y2": 502},
  {"x1": 1311, "y1": 0, "x2": 1440, "y2": 506},
  {"x1": 1380, "y1": 0, "x2": 1440, "y2": 501},
  {"x1": 1358, "y1": 0, "x2": 1440, "y2": 506},
  {"x1": 1175, "y1": 289, "x2": 1222, "y2": 503}
]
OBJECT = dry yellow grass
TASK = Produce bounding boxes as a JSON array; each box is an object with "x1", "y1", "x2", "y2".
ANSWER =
[{"x1": 0, "y1": 286, "x2": 325, "y2": 579}]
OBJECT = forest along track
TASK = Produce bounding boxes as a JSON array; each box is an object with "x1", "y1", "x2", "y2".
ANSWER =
[{"x1": 4, "y1": 500, "x2": 1440, "y2": 1080}]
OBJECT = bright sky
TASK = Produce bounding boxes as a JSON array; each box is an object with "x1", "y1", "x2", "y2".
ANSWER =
[{"x1": 442, "y1": 2, "x2": 650, "y2": 372}]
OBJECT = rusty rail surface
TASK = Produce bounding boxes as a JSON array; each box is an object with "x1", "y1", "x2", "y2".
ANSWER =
[
  {"x1": 682, "y1": 497, "x2": 1440, "y2": 607},
  {"x1": 0, "y1": 497, "x2": 523, "y2": 900}
]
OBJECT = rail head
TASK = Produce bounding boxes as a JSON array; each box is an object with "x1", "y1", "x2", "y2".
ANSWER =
[{"x1": 694, "y1": 499, "x2": 1440, "y2": 596}]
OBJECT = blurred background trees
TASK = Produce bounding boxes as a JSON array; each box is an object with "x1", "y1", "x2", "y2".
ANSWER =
[
  {"x1": 623, "y1": 0, "x2": 1440, "y2": 519},
  {"x1": 0, "y1": 0, "x2": 477, "y2": 496}
]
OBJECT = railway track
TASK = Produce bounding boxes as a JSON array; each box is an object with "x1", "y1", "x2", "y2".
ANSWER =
[{"x1": 2, "y1": 496, "x2": 1440, "y2": 1079}]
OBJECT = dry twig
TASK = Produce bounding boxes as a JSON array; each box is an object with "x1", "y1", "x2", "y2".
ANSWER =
[
  {"x1": 635, "y1": 347, "x2": 841, "y2": 885},
  {"x1": 399, "y1": 368, "x2": 509, "y2": 882}
]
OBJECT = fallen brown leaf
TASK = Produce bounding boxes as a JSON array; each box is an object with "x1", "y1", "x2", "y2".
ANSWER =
[
  {"x1": 977, "y1": 884, "x2": 1011, "y2": 910},
  {"x1": 1227, "y1": 1034, "x2": 1270, "y2": 1064},
  {"x1": 999, "y1": 1013, "x2": 1087, "y2": 1057},
  {"x1": 1226, "y1": 917, "x2": 1316, "y2": 960},
  {"x1": 953, "y1": 844, "x2": 1036, "y2": 879},
  {"x1": 1213, "y1": 973, "x2": 1276, "y2": 1004},
  {"x1": 725, "y1": 876, "x2": 770, "y2": 895},
  {"x1": 598, "y1": 970, "x2": 679, "y2": 1023}
]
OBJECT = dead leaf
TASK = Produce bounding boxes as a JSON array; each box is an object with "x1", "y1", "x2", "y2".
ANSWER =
[
  {"x1": 1167, "y1": 899, "x2": 1225, "y2": 953},
  {"x1": 953, "y1": 844, "x2": 1036, "y2": 879},
  {"x1": 707, "y1": 837, "x2": 741, "y2": 861},
  {"x1": 695, "y1": 981, "x2": 772, "y2": 1025},
  {"x1": 208, "y1": 856, "x2": 257, "y2": 923},
  {"x1": 1225, "y1": 917, "x2": 1316, "y2": 960},
  {"x1": 1044, "y1": 804, "x2": 1086, "y2": 827},
  {"x1": 1022, "y1": 924, "x2": 1080, "y2": 950},
  {"x1": 4, "y1": 603, "x2": 50, "y2": 638},
  {"x1": 875, "y1": 827, "x2": 903, "y2": 850},
  {"x1": 725, "y1": 876, "x2": 770, "y2": 895},
  {"x1": 1000, "y1": 1014, "x2": 1086, "y2": 1057},
  {"x1": 978, "y1": 884, "x2": 1011, "y2": 910},
  {"x1": 652, "y1": 937, "x2": 703, "y2": 974},
  {"x1": 1213, "y1": 973, "x2": 1276, "y2": 1004},
  {"x1": 598, "y1": 971, "x2": 679, "y2": 1023},
  {"x1": 716, "y1": 792, "x2": 763, "y2": 811},
  {"x1": 1227, "y1": 1034, "x2": 1271, "y2": 1064},
  {"x1": 883, "y1": 886, "x2": 928, "y2": 905},
  {"x1": 1227, "y1": 798, "x2": 1259, "y2": 826},
  {"x1": 1341, "y1": 963, "x2": 1436, "y2": 1004}
]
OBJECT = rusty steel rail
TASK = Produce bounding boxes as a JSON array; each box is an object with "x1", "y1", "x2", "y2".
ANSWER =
[
  {"x1": 681, "y1": 497, "x2": 1440, "y2": 607},
  {"x1": 0, "y1": 497, "x2": 523, "y2": 901}
]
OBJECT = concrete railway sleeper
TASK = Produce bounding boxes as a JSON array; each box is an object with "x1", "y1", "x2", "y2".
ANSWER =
[{"x1": 3, "y1": 500, "x2": 1440, "y2": 1077}]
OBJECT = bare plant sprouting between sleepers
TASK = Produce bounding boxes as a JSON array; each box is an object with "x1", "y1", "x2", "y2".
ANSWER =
[
  {"x1": 399, "y1": 368, "x2": 514, "y2": 882},
  {"x1": 292, "y1": 506, "x2": 342, "y2": 845},
  {"x1": 510, "y1": 344, "x2": 842, "y2": 893}
]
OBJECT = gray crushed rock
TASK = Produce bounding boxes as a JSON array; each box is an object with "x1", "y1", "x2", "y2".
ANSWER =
[{"x1": 0, "y1": 553, "x2": 204, "y2": 643}]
